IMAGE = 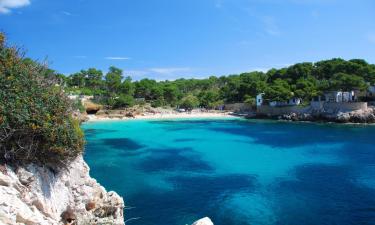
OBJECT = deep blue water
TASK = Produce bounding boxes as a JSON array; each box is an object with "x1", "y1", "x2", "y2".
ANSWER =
[{"x1": 82, "y1": 119, "x2": 375, "y2": 225}]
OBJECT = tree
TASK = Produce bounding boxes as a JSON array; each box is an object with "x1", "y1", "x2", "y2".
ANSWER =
[
  {"x1": 120, "y1": 76, "x2": 134, "y2": 96},
  {"x1": 85, "y1": 68, "x2": 103, "y2": 90},
  {"x1": 114, "y1": 94, "x2": 135, "y2": 108},
  {"x1": 294, "y1": 76, "x2": 319, "y2": 100},
  {"x1": 198, "y1": 90, "x2": 220, "y2": 109},
  {"x1": 62, "y1": 57, "x2": 375, "y2": 108},
  {"x1": 150, "y1": 85, "x2": 164, "y2": 103},
  {"x1": 330, "y1": 73, "x2": 368, "y2": 91},
  {"x1": 264, "y1": 79, "x2": 293, "y2": 102},
  {"x1": 105, "y1": 66, "x2": 123, "y2": 93},
  {"x1": 134, "y1": 79, "x2": 157, "y2": 100},
  {"x1": 286, "y1": 63, "x2": 313, "y2": 81},
  {"x1": 163, "y1": 84, "x2": 180, "y2": 106},
  {"x1": 179, "y1": 95, "x2": 199, "y2": 111},
  {"x1": 69, "y1": 72, "x2": 86, "y2": 87}
]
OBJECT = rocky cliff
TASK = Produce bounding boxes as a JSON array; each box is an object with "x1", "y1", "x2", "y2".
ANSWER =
[
  {"x1": 0, "y1": 156, "x2": 124, "y2": 225},
  {"x1": 278, "y1": 106, "x2": 375, "y2": 123}
]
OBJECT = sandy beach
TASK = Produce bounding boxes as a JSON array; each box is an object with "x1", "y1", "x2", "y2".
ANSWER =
[{"x1": 86, "y1": 111, "x2": 237, "y2": 122}]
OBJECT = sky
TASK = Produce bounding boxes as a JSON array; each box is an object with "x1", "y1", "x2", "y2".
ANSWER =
[{"x1": 1, "y1": 0, "x2": 375, "y2": 80}]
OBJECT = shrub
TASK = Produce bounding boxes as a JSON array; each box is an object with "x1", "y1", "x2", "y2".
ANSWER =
[
  {"x1": 0, "y1": 33, "x2": 84, "y2": 167},
  {"x1": 114, "y1": 94, "x2": 135, "y2": 109},
  {"x1": 179, "y1": 95, "x2": 199, "y2": 111}
]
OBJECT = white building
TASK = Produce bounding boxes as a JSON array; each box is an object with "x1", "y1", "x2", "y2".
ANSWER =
[
  {"x1": 256, "y1": 93, "x2": 264, "y2": 107},
  {"x1": 320, "y1": 91, "x2": 357, "y2": 103},
  {"x1": 269, "y1": 97, "x2": 302, "y2": 107},
  {"x1": 256, "y1": 93, "x2": 302, "y2": 107}
]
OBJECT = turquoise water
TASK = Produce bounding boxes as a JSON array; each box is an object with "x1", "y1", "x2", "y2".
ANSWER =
[{"x1": 82, "y1": 119, "x2": 375, "y2": 225}]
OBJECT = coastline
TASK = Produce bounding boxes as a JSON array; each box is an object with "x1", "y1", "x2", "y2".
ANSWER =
[{"x1": 85, "y1": 111, "x2": 238, "y2": 122}]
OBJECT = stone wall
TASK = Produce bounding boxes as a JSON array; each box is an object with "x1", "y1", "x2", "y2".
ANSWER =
[
  {"x1": 311, "y1": 102, "x2": 368, "y2": 112},
  {"x1": 256, "y1": 105, "x2": 309, "y2": 116},
  {"x1": 225, "y1": 103, "x2": 253, "y2": 112},
  {"x1": 257, "y1": 102, "x2": 368, "y2": 117}
]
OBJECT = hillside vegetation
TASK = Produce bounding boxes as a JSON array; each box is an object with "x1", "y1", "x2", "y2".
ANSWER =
[
  {"x1": 64, "y1": 59, "x2": 375, "y2": 109},
  {"x1": 0, "y1": 33, "x2": 84, "y2": 166}
]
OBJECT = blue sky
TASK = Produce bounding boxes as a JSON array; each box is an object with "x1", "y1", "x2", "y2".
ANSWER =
[{"x1": 1, "y1": 0, "x2": 375, "y2": 80}]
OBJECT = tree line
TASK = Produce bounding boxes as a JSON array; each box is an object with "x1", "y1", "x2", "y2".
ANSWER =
[{"x1": 60, "y1": 58, "x2": 375, "y2": 109}]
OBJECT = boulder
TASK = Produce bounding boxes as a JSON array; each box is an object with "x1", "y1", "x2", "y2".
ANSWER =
[
  {"x1": 84, "y1": 101, "x2": 102, "y2": 115},
  {"x1": 192, "y1": 217, "x2": 214, "y2": 225}
]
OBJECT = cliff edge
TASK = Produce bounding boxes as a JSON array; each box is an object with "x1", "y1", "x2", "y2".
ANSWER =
[{"x1": 0, "y1": 156, "x2": 124, "y2": 225}]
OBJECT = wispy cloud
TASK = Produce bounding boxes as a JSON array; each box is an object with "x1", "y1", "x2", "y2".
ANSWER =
[
  {"x1": 0, "y1": 0, "x2": 30, "y2": 14},
  {"x1": 105, "y1": 56, "x2": 131, "y2": 60},
  {"x1": 61, "y1": 11, "x2": 73, "y2": 16}
]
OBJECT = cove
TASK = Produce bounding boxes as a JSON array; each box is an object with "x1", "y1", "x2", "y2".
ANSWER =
[{"x1": 82, "y1": 119, "x2": 375, "y2": 225}]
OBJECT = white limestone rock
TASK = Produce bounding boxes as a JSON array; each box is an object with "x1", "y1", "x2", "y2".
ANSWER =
[
  {"x1": 192, "y1": 217, "x2": 214, "y2": 225},
  {"x1": 0, "y1": 156, "x2": 124, "y2": 225}
]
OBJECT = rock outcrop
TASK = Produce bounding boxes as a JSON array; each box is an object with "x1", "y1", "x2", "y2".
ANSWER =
[
  {"x1": 0, "y1": 156, "x2": 124, "y2": 225},
  {"x1": 275, "y1": 106, "x2": 375, "y2": 124},
  {"x1": 192, "y1": 217, "x2": 214, "y2": 225}
]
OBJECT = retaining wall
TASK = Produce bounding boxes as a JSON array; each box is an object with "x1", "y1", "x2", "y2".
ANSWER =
[
  {"x1": 225, "y1": 103, "x2": 253, "y2": 112},
  {"x1": 257, "y1": 102, "x2": 368, "y2": 116},
  {"x1": 256, "y1": 105, "x2": 309, "y2": 116},
  {"x1": 311, "y1": 102, "x2": 368, "y2": 112}
]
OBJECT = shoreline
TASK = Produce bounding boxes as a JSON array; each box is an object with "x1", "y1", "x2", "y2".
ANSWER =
[{"x1": 85, "y1": 111, "x2": 239, "y2": 122}]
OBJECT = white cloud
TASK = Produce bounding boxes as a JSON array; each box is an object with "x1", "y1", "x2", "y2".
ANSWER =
[
  {"x1": 105, "y1": 56, "x2": 131, "y2": 60},
  {"x1": 61, "y1": 11, "x2": 72, "y2": 16},
  {"x1": 0, "y1": 0, "x2": 30, "y2": 14}
]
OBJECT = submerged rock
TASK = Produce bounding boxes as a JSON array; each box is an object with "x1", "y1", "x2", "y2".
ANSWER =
[
  {"x1": 192, "y1": 217, "x2": 214, "y2": 225},
  {"x1": 0, "y1": 156, "x2": 124, "y2": 225}
]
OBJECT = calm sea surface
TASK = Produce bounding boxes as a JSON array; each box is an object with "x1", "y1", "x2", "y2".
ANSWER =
[{"x1": 82, "y1": 119, "x2": 375, "y2": 225}]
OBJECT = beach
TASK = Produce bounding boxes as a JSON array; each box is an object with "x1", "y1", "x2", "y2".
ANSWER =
[{"x1": 86, "y1": 111, "x2": 236, "y2": 122}]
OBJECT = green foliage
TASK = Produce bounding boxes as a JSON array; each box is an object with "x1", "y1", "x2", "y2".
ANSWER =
[
  {"x1": 329, "y1": 72, "x2": 368, "y2": 91},
  {"x1": 264, "y1": 79, "x2": 293, "y2": 102},
  {"x1": 179, "y1": 95, "x2": 199, "y2": 110},
  {"x1": 0, "y1": 33, "x2": 84, "y2": 166},
  {"x1": 244, "y1": 95, "x2": 256, "y2": 105},
  {"x1": 134, "y1": 79, "x2": 158, "y2": 100},
  {"x1": 63, "y1": 57, "x2": 375, "y2": 109},
  {"x1": 294, "y1": 76, "x2": 319, "y2": 100},
  {"x1": 198, "y1": 90, "x2": 220, "y2": 109},
  {"x1": 114, "y1": 94, "x2": 135, "y2": 109},
  {"x1": 163, "y1": 83, "x2": 180, "y2": 106},
  {"x1": 120, "y1": 76, "x2": 135, "y2": 96},
  {"x1": 105, "y1": 66, "x2": 123, "y2": 93},
  {"x1": 72, "y1": 99, "x2": 86, "y2": 113}
]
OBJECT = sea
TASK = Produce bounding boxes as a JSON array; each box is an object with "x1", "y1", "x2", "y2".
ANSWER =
[{"x1": 82, "y1": 118, "x2": 375, "y2": 225}]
